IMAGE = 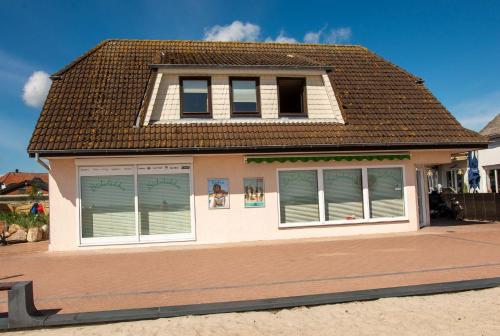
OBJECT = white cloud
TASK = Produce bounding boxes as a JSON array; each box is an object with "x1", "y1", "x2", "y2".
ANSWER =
[
  {"x1": 304, "y1": 27, "x2": 352, "y2": 44},
  {"x1": 304, "y1": 31, "x2": 321, "y2": 44},
  {"x1": 204, "y1": 21, "x2": 260, "y2": 42},
  {"x1": 203, "y1": 21, "x2": 352, "y2": 45},
  {"x1": 324, "y1": 27, "x2": 352, "y2": 44},
  {"x1": 265, "y1": 30, "x2": 298, "y2": 44},
  {"x1": 452, "y1": 91, "x2": 500, "y2": 131},
  {"x1": 22, "y1": 71, "x2": 51, "y2": 108}
]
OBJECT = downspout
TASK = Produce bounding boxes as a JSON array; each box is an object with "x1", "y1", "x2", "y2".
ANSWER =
[{"x1": 34, "y1": 153, "x2": 50, "y2": 172}]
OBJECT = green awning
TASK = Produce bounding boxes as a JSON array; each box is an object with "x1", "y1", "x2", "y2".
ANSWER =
[{"x1": 245, "y1": 153, "x2": 411, "y2": 164}]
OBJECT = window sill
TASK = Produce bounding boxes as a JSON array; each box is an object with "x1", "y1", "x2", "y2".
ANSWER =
[
  {"x1": 79, "y1": 234, "x2": 196, "y2": 247},
  {"x1": 279, "y1": 216, "x2": 409, "y2": 229}
]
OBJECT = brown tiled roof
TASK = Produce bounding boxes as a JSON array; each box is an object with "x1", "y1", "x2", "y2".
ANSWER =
[
  {"x1": 28, "y1": 39, "x2": 487, "y2": 155},
  {"x1": 158, "y1": 50, "x2": 327, "y2": 67},
  {"x1": 0, "y1": 172, "x2": 48, "y2": 187},
  {"x1": 480, "y1": 114, "x2": 500, "y2": 139}
]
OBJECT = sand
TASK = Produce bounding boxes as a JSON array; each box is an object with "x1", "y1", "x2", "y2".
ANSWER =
[{"x1": 9, "y1": 287, "x2": 500, "y2": 336}]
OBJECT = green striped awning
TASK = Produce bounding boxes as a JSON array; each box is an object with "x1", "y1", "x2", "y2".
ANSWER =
[{"x1": 245, "y1": 153, "x2": 411, "y2": 164}]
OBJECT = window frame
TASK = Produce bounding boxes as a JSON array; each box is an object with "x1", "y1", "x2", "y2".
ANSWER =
[
  {"x1": 277, "y1": 77, "x2": 308, "y2": 117},
  {"x1": 179, "y1": 76, "x2": 212, "y2": 118},
  {"x1": 276, "y1": 165, "x2": 408, "y2": 228},
  {"x1": 77, "y1": 163, "x2": 195, "y2": 246},
  {"x1": 229, "y1": 77, "x2": 261, "y2": 117}
]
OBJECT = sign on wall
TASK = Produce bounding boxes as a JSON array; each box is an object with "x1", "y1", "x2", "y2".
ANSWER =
[
  {"x1": 244, "y1": 178, "x2": 265, "y2": 208},
  {"x1": 208, "y1": 178, "x2": 229, "y2": 209}
]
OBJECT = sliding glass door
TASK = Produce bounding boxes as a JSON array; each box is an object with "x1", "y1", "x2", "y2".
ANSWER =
[
  {"x1": 137, "y1": 165, "x2": 193, "y2": 242},
  {"x1": 79, "y1": 164, "x2": 194, "y2": 245}
]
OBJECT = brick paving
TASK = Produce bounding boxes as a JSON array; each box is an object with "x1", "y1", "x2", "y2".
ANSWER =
[{"x1": 1, "y1": 222, "x2": 500, "y2": 314}]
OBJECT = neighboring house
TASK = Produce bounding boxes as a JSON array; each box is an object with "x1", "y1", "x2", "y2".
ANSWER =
[
  {"x1": 426, "y1": 153, "x2": 467, "y2": 194},
  {"x1": 428, "y1": 114, "x2": 500, "y2": 194},
  {"x1": 27, "y1": 40, "x2": 487, "y2": 251},
  {"x1": 478, "y1": 114, "x2": 500, "y2": 193},
  {"x1": 0, "y1": 170, "x2": 48, "y2": 196}
]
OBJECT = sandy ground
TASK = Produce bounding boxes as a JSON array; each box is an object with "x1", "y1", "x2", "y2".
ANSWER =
[{"x1": 8, "y1": 287, "x2": 500, "y2": 336}]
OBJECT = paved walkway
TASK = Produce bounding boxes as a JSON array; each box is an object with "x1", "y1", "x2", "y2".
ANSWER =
[{"x1": 1, "y1": 222, "x2": 500, "y2": 314}]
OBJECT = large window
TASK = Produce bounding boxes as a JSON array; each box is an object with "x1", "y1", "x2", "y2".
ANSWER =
[
  {"x1": 80, "y1": 168, "x2": 136, "y2": 239},
  {"x1": 278, "y1": 170, "x2": 319, "y2": 223},
  {"x1": 180, "y1": 77, "x2": 211, "y2": 117},
  {"x1": 230, "y1": 77, "x2": 260, "y2": 117},
  {"x1": 278, "y1": 166, "x2": 406, "y2": 227},
  {"x1": 324, "y1": 169, "x2": 364, "y2": 221},
  {"x1": 368, "y1": 168, "x2": 405, "y2": 218},
  {"x1": 138, "y1": 166, "x2": 191, "y2": 237},
  {"x1": 277, "y1": 77, "x2": 307, "y2": 117},
  {"x1": 79, "y1": 164, "x2": 193, "y2": 245},
  {"x1": 489, "y1": 169, "x2": 499, "y2": 193},
  {"x1": 446, "y1": 169, "x2": 464, "y2": 193}
]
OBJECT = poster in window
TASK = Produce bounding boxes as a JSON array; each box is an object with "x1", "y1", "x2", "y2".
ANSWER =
[
  {"x1": 244, "y1": 178, "x2": 265, "y2": 208},
  {"x1": 208, "y1": 178, "x2": 229, "y2": 209}
]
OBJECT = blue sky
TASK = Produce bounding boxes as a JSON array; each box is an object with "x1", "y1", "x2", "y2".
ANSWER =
[{"x1": 0, "y1": 0, "x2": 499, "y2": 173}]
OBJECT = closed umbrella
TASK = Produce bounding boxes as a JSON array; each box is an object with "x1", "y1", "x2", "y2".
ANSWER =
[{"x1": 467, "y1": 151, "x2": 480, "y2": 192}]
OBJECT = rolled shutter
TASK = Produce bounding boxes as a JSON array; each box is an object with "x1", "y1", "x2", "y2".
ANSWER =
[
  {"x1": 80, "y1": 175, "x2": 136, "y2": 238},
  {"x1": 279, "y1": 170, "x2": 319, "y2": 223},
  {"x1": 138, "y1": 173, "x2": 191, "y2": 235},
  {"x1": 324, "y1": 169, "x2": 364, "y2": 221},
  {"x1": 368, "y1": 168, "x2": 405, "y2": 218}
]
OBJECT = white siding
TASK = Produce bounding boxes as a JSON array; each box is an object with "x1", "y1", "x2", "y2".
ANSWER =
[
  {"x1": 211, "y1": 75, "x2": 230, "y2": 119},
  {"x1": 146, "y1": 74, "x2": 180, "y2": 123},
  {"x1": 146, "y1": 73, "x2": 345, "y2": 124},
  {"x1": 143, "y1": 73, "x2": 163, "y2": 124},
  {"x1": 306, "y1": 75, "x2": 340, "y2": 119},
  {"x1": 260, "y1": 76, "x2": 279, "y2": 119},
  {"x1": 322, "y1": 74, "x2": 344, "y2": 122}
]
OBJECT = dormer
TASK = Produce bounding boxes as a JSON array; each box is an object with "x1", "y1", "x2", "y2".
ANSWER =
[{"x1": 141, "y1": 51, "x2": 344, "y2": 125}]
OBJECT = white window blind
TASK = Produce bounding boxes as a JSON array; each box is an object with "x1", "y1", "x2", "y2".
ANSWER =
[
  {"x1": 232, "y1": 80, "x2": 257, "y2": 103},
  {"x1": 368, "y1": 168, "x2": 405, "y2": 218},
  {"x1": 80, "y1": 175, "x2": 135, "y2": 238},
  {"x1": 278, "y1": 170, "x2": 319, "y2": 223},
  {"x1": 138, "y1": 173, "x2": 191, "y2": 235},
  {"x1": 182, "y1": 80, "x2": 208, "y2": 93},
  {"x1": 323, "y1": 169, "x2": 364, "y2": 221}
]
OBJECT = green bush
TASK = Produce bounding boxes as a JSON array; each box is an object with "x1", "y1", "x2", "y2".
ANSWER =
[{"x1": 0, "y1": 212, "x2": 49, "y2": 229}]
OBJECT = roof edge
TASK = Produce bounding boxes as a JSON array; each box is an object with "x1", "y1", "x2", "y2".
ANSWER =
[
  {"x1": 106, "y1": 38, "x2": 368, "y2": 49},
  {"x1": 28, "y1": 142, "x2": 489, "y2": 158},
  {"x1": 51, "y1": 39, "x2": 112, "y2": 78},
  {"x1": 151, "y1": 64, "x2": 334, "y2": 70}
]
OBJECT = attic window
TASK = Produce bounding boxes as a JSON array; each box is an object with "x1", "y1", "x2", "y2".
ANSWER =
[
  {"x1": 277, "y1": 77, "x2": 307, "y2": 117},
  {"x1": 180, "y1": 77, "x2": 212, "y2": 118},
  {"x1": 230, "y1": 77, "x2": 260, "y2": 117}
]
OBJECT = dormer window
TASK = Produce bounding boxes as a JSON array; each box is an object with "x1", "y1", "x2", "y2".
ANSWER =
[
  {"x1": 180, "y1": 77, "x2": 212, "y2": 118},
  {"x1": 277, "y1": 77, "x2": 307, "y2": 117},
  {"x1": 230, "y1": 77, "x2": 260, "y2": 117}
]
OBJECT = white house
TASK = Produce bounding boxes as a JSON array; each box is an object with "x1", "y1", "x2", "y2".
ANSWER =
[{"x1": 478, "y1": 114, "x2": 500, "y2": 193}]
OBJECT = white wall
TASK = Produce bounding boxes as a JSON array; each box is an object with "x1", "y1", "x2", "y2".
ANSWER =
[
  {"x1": 47, "y1": 150, "x2": 453, "y2": 251},
  {"x1": 144, "y1": 72, "x2": 344, "y2": 124},
  {"x1": 478, "y1": 138, "x2": 500, "y2": 192}
]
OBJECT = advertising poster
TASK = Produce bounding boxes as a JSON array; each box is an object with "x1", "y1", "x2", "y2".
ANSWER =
[
  {"x1": 244, "y1": 178, "x2": 265, "y2": 207},
  {"x1": 208, "y1": 178, "x2": 229, "y2": 209}
]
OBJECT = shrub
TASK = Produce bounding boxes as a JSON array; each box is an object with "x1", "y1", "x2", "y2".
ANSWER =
[{"x1": 0, "y1": 212, "x2": 48, "y2": 229}]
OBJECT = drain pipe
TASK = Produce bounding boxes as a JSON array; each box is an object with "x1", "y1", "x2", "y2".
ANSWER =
[{"x1": 34, "y1": 153, "x2": 50, "y2": 172}]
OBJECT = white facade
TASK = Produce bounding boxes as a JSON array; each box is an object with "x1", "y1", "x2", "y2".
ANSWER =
[
  {"x1": 479, "y1": 137, "x2": 500, "y2": 192},
  {"x1": 143, "y1": 69, "x2": 344, "y2": 125}
]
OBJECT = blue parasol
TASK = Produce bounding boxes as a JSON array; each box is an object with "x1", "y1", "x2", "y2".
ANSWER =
[{"x1": 467, "y1": 151, "x2": 480, "y2": 192}]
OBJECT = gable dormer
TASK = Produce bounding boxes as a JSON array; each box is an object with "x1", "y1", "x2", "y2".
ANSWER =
[{"x1": 141, "y1": 52, "x2": 344, "y2": 125}]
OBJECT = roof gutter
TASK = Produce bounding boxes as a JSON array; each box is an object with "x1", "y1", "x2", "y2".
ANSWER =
[
  {"x1": 34, "y1": 153, "x2": 50, "y2": 172},
  {"x1": 28, "y1": 141, "x2": 489, "y2": 158}
]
